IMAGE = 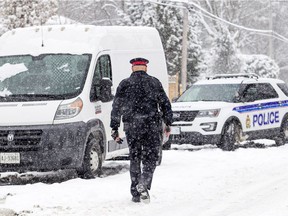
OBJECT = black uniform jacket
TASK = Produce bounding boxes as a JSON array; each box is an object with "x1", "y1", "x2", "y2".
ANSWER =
[{"x1": 110, "y1": 70, "x2": 173, "y2": 132}]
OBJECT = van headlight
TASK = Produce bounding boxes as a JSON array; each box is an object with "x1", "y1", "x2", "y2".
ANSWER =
[
  {"x1": 197, "y1": 109, "x2": 220, "y2": 118},
  {"x1": 54, "y1": 97, "x2": 83, "y2": 120}
]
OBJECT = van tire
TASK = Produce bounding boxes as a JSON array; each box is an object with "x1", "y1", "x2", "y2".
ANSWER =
[
  {"x1": 78, "y1": 138, "x2": 102, "y2": 179},
  {"x1": 218, "y1": 121, "x2": 239, "y2": 151},
  {"x1": 275, "y1": 116, "x2": 288, "y2": 146}
]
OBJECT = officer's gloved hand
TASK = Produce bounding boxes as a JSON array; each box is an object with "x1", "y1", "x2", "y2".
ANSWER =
[
  {"x1": 164, "y1": 125, "x2": 171, "y2": 137},
  {"x1": 165, "y1": 125, "x2": 171, "y2": 133},
  {"x1": 111, "y1": 129, "x2": 123, "y2": 144}
]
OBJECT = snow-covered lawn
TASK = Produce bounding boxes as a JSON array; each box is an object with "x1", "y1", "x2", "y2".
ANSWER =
[{"x1": 1, "y1": 141, "x2": 288, "y2": 216}]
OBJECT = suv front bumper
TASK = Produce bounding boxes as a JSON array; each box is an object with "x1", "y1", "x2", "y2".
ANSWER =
[{"x1": 169, "y1": 131, "x2": 222, "y2": 145}]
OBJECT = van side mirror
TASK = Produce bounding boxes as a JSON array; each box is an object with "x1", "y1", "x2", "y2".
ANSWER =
[{"x1": 99, "y1": 78, "x2": 114, "y2": 102}]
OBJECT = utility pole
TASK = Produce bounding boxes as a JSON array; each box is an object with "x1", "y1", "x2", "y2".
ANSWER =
[
  {"x1": 269, "y1": 0, "x2": 274, "y2": 59},
  {"x1": 181, "y1": 6, "x2": 188, "y2": 92}
]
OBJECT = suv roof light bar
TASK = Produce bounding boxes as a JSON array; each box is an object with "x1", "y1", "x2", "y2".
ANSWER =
[{"x1": 206, "y1": 73, "x2": 259, "y2": 80}]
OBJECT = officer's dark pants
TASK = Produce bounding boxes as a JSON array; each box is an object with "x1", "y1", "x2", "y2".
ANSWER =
[{"x1": 126, "y1": 129, "x2": 161, "y2": 198}]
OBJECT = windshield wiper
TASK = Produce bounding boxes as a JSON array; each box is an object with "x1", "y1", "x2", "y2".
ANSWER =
[
  {"x1": 0, "y1": 95, "x2": 30, "y2": 101},
  {"x1": 3, "y1": 94, "x2": 65, "y2": 101},
  {"x1": 20, "y1": 94, "x2": 65, "y2": 100},
  {"x1": 30, "y1": 94, "x2": 64, "y2": 99}
]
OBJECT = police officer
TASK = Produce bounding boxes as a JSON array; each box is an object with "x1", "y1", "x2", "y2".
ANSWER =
[{"x1": 110, "y1": 57, "x2": 173, "y2": 203}]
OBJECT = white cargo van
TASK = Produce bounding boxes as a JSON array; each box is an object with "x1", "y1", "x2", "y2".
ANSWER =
[{"x1": 0, "y1": 25, "x2": 168, "y2": 178}]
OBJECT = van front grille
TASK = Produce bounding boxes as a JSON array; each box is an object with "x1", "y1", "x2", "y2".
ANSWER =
[{"x1": 0, "y1": 130, "x2": 43, "y2": 146}]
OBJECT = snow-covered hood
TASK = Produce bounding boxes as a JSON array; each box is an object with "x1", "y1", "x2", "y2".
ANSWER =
[
  {"x1": 172, "y1": 101, "x2": 230, "y2": 111},
  {"x1": 0, "y1": 101, "x2": 61, "y2": 126}
]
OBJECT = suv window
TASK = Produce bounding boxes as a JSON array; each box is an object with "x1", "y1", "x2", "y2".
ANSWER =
[
  {"x1": 242, "y1": 83, "x2": 278, "y2": 102},
  {"x1": 177, "y1": 84, "x2": 240, "y2": 102},
  {"x1": 277, "y1": 83, "x2": 288, "y2": 97}
]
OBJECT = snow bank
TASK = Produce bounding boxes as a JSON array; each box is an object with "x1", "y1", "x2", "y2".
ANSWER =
[{"x1": 0, "y1": 142, "x2": 288, "y2": 216}]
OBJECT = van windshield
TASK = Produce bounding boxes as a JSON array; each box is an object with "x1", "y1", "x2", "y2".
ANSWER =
[
  {"x1": 177, "y1": 84, "x2": 241, "y2": 102},
  {"x1": 0, "y1": 54, "x2": 91, "y2": 101}
]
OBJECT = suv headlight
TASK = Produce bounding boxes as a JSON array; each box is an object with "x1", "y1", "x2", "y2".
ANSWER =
[
  {"x1": 54, "y1": 97, "x2": 83, "y2": 120},
  {"x1": 197, "y1": 109, "x2": 220, "y2": 118}
]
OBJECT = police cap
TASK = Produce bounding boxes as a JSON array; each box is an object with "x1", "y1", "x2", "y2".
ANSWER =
[{"x1": 130, "y1": 57, "x2": 149, "y2": 66}]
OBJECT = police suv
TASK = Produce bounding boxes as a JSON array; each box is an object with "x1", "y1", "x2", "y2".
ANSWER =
[{"x1": 165, "y1": 74, "x2": 288, "y2": 151}]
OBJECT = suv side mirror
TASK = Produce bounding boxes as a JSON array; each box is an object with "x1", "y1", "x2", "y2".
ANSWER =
[
  {"x1": 235, "y1": 94, "x2": 254, "y2": 103},
  {"x1": 242, "y1": 87, "x2": 257, "y2": 102},
  {"x1": 99, "y1": 78, "x2": 114, "y2": 102}
]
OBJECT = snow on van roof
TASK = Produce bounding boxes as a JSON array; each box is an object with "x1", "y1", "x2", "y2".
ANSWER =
[{"x1": 0, "y1": 25, "x2": 162, "y2": 56}]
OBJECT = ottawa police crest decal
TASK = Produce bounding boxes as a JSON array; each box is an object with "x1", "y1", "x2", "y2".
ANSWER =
[{"x1": 246, "y1": 115, "x2": 251, "y2": 128}]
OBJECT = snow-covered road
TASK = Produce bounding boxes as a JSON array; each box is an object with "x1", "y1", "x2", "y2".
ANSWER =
[{"x1": 1, "y1": 141, "x2": 288, "y2": 216}]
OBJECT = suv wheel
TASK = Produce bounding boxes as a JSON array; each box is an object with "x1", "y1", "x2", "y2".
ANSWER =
[
  {"x1": 275, "y1": 117, "x2": 288, "y2": 146},
  {"x1": 219, "y1": 121, "x2": 240, "y2": 151}
]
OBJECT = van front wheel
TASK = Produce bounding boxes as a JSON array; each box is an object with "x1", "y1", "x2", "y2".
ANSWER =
[{"x1": 78, "y1": 138, "x2": 102, "y2": 179}]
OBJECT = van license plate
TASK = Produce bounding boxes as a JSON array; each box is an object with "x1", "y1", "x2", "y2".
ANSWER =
[
  {"x1": 171, "y1": 126, "x2": 180, "y2": 135},
  {"x1": 0, "y1": 153, "x2": 20, "y2": 164}
]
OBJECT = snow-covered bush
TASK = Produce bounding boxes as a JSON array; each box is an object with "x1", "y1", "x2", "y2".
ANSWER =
[
  {"x1": 1, "y1": 0, "x2": 58, "y2": 30},
  {"x1": 239, "y1": 54, "x2": 280, "y2": 78},
  {"x1": 0, "y1": 22, "x2": 7, "y2": 36}
]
